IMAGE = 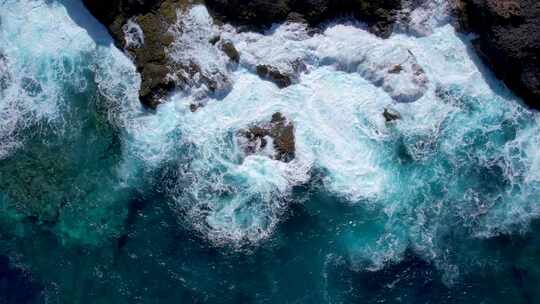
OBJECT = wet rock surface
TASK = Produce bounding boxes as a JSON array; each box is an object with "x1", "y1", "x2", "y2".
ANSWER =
[
  {"x1": 256, "y1": 65, "x2": 293, "y2": 88},
  {"x1": 205, "y1": 0, "x2": 402, "y2": 38},
  {"x1": 238, "y1": 113, "x2": 295, "y2": 162},
  {"x1": 454, "y1": 0, "x2": 540, "y2": 109},
  {"x1": 255, "y1": 60, "x2": 306, "y2": 88},
  {"x1": 219, "y1": 40, "x2": 240, "y2": 63},
  {"x1": 82, "y1": 0, "x2": 405, "y2": 110},
  {"x1": 383, "y1": 108, "x2": 401, "y2": 122},
  {"x1": 83, "y1": 0, "x2": 193, "y2": 109}
]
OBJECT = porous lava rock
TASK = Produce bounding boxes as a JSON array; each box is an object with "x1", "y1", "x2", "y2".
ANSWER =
[{"x1": 454, "y1": 0, "x2": 540, "y2": 109}]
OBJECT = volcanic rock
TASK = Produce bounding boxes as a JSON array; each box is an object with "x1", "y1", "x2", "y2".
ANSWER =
[
  {"x1": 83, "y1": 0, "x2": 193, "y2": 109},
  {"x1": 256, "y1": 65, "x2": 293, "y2": 88},
  {"x1": 238, "y1": 113, "x2": 295, "y2": 162},
  {"x1": 205, "y1": 0, "x2": 402, "y2": 38},
  {"x1": 255, "y1": 59, "x2": 307, "y2": 88},
  {"x1": 454, "y1": 0, "x2": 540, "y2": 109}
]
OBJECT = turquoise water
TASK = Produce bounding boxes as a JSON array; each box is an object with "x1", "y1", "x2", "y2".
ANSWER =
[{"x1": 1, "y1": 0, "x2": 540, "y2": 303}]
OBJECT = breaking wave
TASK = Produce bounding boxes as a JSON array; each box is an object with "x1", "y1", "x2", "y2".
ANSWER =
[{"x1": 0, "y1": 0, "x2": 539, "y2": 290}]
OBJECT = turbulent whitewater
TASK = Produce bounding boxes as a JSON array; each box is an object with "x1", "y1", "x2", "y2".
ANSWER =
[{"x1": 0, "y1": 0, "x2": 539, "y2": 303}]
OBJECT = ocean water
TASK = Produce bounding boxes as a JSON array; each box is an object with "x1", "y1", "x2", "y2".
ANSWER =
[{"x1": 0, "y1": 0, "x2": 539, "y2": 303}]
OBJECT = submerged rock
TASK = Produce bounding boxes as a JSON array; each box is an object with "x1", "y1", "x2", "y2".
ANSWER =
[
  {"x1": 238, "y1": 113, "x2": 295, "y2": 162},
  {"x1": 205, "y1": 0, "x2": 402, "y2": 38},
  {"x1": 454, "y1": 0, "x2": 540, "y2": 109},
  {"x1": 360, "y1": 48, "x2": 428, "y2": 103}
]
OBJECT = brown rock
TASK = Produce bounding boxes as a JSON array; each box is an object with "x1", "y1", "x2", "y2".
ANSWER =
[
  {"x1": 83, "y1": 0, "x2": 193, "y2": 109},
  {"x1": 239, "y1": 113, "x2": 295, "y2": 162},
  {"x1": 219, "y1": 40, "x2": 240, "y2": 63},
  {"x1": 256, "y1": 65, "x2": 292, "y2": 88},
  {"x1": 388, "y1": 64, "x2": 403, "y2": 74}
]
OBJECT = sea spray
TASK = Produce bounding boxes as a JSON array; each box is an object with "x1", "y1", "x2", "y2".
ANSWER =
[
  {"x1": 0, "y1": 0, "x2": 539, "y2": 302},
  {"x1": 127, "y1": 4, "x2": 540, "y2": 275},
  {"x1": 0, "y1": 0, "x2": 140, "y2": 244}
]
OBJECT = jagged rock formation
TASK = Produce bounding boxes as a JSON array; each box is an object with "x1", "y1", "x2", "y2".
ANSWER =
[
  {"x1": 84, "y1": 0, "x2": 239, "y2": 109},
  {"x1": 82, "y1": 0, "x2": 405, "y2": 109},
  {"x1": 255, "y1": 61, "x2": 306, "y2": 88},
  {"x1": 205, "y1": 0, "x2": 402, "y2": 38},
  {"x1": 83, "y1": 0, "x2": 189, "y2": 109},
  {"x1": 383, "y1": 108, "x2": 401, "y2": 122},
  {"x1": 454, "y1": 0, "x2": 540, "y2": 109},
  {"x1": 256, "y1": 65, "x2": 292, "y2": 88},
  {"x1": 238, "y1": 113, "x2": 295, "y2": 162}
]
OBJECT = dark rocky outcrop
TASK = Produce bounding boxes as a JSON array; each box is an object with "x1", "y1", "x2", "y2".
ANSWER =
[
  {"x1": 82, "y1": 0, "x2": 404, "y2": 109},
  {"x1": 83, "y1": 0, "x2": 194, "y2": 109},
  {"x1": 383, "y1": 108, "x2": 401, "y2": 122},
  {"x1": 205, "y1": 0, "x2": 402, "y2": 38},
  {"x1": 238, "y1": 113, "x2": 295, "y2": 162},
  {"x1": 256, "y1": 65, "x2": 293, "y2": 88},
  {"x1": 219, "y1": 40, "x2": 240, "y2": 63},
  {"x1": 256, "y1": 60, "x2": 306, "y2": 88},
  {"x1": 454, "y1": 0, "x2": 540, "y2": 109}
]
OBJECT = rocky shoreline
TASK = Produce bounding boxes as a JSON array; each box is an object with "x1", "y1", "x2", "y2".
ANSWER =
[
  {"x1": 83, "y1": 0, "x2": 188, "y2": 108},
  {"x1": 82, "y1": 0, "x2": 540, "y2": 111},
  {"x1": 204, "y1": 0, "x2": 402, "y2": 38},
  {"x1": 82, "y1": 0, "x2": 402, "y2": 110},
  {"x1": 453, "y1": 0, "x2": 540, "y2": 109}
]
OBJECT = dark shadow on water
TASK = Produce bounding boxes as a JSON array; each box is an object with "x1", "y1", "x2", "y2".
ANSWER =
[
  {"x1": 0, "y1": 255, "x2": 44, "y2": 304},
  {"x1": 51, "y1": 0, "x2": 113, "y2": 46}
]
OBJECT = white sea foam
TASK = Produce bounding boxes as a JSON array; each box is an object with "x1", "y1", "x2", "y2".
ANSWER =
[
  {"x1": 0, "y1": 0, "x2": 141, "y2": 244},
  {"x1": 134, "y1": 5, "x2": 540, "y2": 274},
  {"x1": 399, "y1": 0, "x2": 451, "y2": 36},
  {"x1": 114, "y1": 3, "x2": 540, "y2": 253},
  {"x1": 2, "y1": 0, "x2": 540, "y2": 281},
  {"x1": 167, "y1": 5, "x2": 232, "y2": 102},
  {"x1": 0, "y1": 0, "x2": 95, "y2": 158},
  {"x1": 123, "y1": 18, "x2": 145, "y2": 49}
]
